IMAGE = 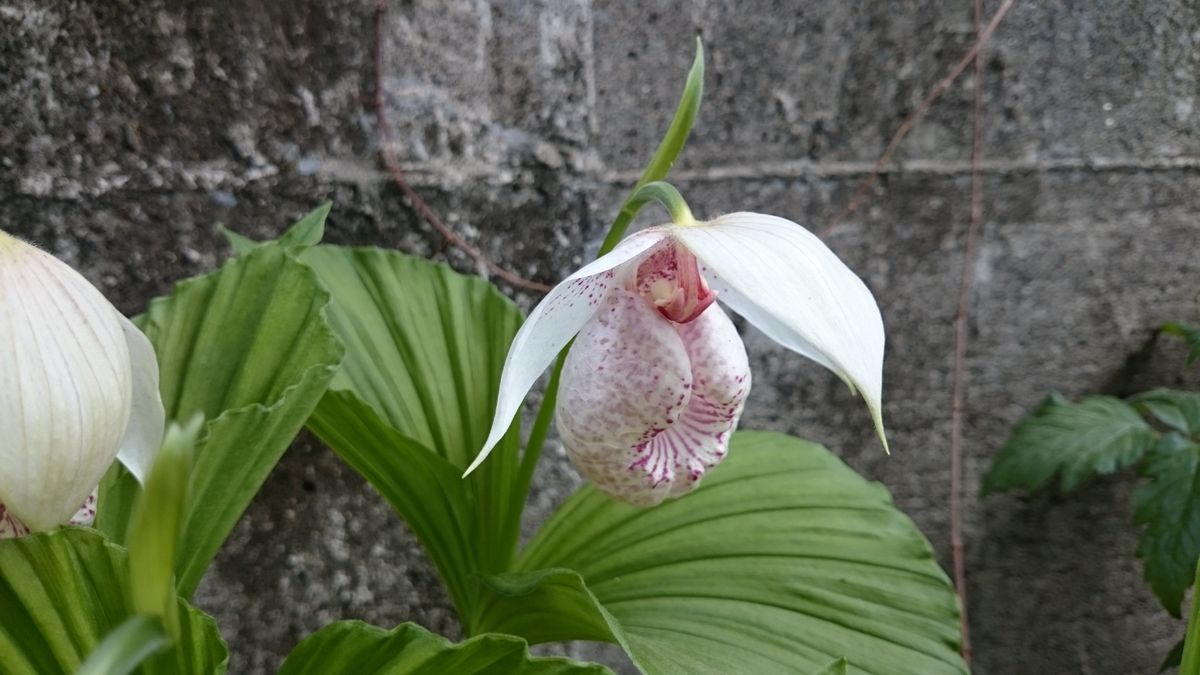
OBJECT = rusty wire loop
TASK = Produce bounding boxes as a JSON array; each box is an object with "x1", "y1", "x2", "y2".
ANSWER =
[{"x1": 373, "y1": 0, "x2": 552, "y2": 293}]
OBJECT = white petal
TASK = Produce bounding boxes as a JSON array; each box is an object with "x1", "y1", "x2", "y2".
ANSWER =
[
  {"x1": 464, "y1": 227, "x2": 672, "y2": 475},
  {"x1": 675, "y1": 213, "x2": 888, "y2": 449},
  {"x1": 556, "y1": 288, "x2": 692, "y2": 506},
  {"x1": 115, "y1": 314, "x2": 166, "y2": 484},
  {"x1": 0, "y1": 235, "x2": 133, "y2": 530}
]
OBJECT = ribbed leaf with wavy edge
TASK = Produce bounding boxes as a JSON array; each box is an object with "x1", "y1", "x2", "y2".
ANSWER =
[
  {"x1": 476, "y1": 431, "x2": 966, "y2": 675},
  {"x1": 96, "y1": 241, "x2": 344, "y2": 598},
  {"x1": 0, "y1": 528, "x2": 227, "y2": 674},
  {"x1": 278, "y1": 621, "x2": 608, "y2": 675},
  {"x1": 299, "y1": 246, "x2": 525, "y2": 623}
]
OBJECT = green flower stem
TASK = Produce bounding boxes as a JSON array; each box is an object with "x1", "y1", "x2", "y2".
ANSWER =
[
  {"x1": 502, "y1": 354, "x2": 565, "y2": 568},
  {"x1": 1182, "y1": 556, "x2": 1200, "y2": 675},
  {"x1": 624, "y1": 181, "x2": 696, "y2": 227},
  {"x1": 598, "y1": 37, "x2": 704, "y2": 256},
  {"x1": 76, "y1": 615, "x2": 169, "y2": 675}
]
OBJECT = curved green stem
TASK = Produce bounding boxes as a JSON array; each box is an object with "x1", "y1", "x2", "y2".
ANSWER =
[
  {"x1": 599, "y1": 37, "x2": 705, "y2": 256},
  {"x1": 624, "y1": 181, "x2": 695, "y2": 227}
]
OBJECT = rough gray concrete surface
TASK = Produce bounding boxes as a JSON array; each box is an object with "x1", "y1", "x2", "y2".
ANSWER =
[{"x1": 3, "y1": 0, "x2": 1199, "y2": 673}]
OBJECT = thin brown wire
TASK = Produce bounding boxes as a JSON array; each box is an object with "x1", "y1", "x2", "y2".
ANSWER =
[
  {"x1": 949, "y1": 0, "x2": 989, "y2": 664},
  {"x1": 825, "y1": 0, "x2": 1016, "y2": 232},
  {"x1": 372, "y1": 0, "x2": 552, "y2": 293}
]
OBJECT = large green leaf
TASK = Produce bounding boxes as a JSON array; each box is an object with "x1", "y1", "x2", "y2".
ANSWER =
[
  {"x1": 97, "y1": 242, "x2": 344, "y2": 598},
  {"x1": 278, "y1": 621, "x2": 609, "y2": 675},
  {"x1": 0, "y1": 528, "x2": 227, "y2": 675},
  {"x1": 983, "y1": 394, "x2": 1156, "y2": 494},
  {"x1": 299, "y1": 246, "x2": 526, "y2": 619},
  {"x1": 476, "y1": 432, "x2": 966, "y2": 675},
  {"x1": 1135, "y1": 432, "x2": 1200, "y2": 616},
  {"x1": 299, "y1": 246, "x2": 522, "y2": 471}
]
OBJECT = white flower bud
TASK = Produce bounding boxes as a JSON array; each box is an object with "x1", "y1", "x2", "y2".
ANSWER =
[{"x1": 0, "y1": 231, "x2": 164, "y2": 534}]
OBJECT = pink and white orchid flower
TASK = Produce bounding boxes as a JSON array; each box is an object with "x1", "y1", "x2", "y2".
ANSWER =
[
  {"x1": 467, "y1": 209, "x2": 886, "y2": 506},
  {"x1": 0, "y1": 230, "x2": 165, "y2": 536}
]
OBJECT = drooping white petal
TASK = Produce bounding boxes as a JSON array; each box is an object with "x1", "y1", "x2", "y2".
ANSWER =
[
  {"x1": 464, "y1": 227, "x2": 672, "y2": 475},
  {"x1": 675, "y1": 212, "x2": 888, "y2": 449},
  {"x1": 115, "y1": 314, "x2": 166, "y2": 485},
  {"x1": 556, "y1": 288, "x2": 693, "y2": 506},
  {"x1": 0, "y1": 235, "x2": 133, "y2": 531}
]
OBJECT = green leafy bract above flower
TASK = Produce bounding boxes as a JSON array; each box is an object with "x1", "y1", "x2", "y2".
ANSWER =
[{"x1": 983, "y1": 394, "x2": 1156, "y2": 494}]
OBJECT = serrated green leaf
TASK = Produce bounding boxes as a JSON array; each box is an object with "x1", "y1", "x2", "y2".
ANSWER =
[
  {"x1": 1131, "y1": 389, "x2": 1200, "y2": 437},
  {"x1": 1163, "y1": 322, "x2": 1200, "y2": 366},
  {"x1": 0, "y1": 528, "x2": 227, "y2": 675},
  {"x1": 219, "y1": 202, "x2": 330, "y2": 255},
  {"x1": 299, "y1": 245, "x2": 526, "y2": 608},
  {"x1": 278, "y1": 621, "x2": 609, "y2": 675},
  {"x1": 983, "y1": 394, "x2": 1156, "y2": 494},
  {"x1": 1135, "y1": 432, "x2": 1200, "y2": 616},
  {"x1": 476, "y1": 432, "x2": 966, "y2": 675},
  {"x1": 97, "y1": 243, "x2": 344, "y2": 599}
]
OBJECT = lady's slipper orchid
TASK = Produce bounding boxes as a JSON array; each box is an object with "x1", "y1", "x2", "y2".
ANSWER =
[
  {"x1": 0, "y1": 230, "x2": 165, "y2": 536},
  {"x1": 467, "y1": 201, "x2": 886, "y2": 506}
]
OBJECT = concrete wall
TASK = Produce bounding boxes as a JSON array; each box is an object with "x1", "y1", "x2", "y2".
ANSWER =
[{"x1": 3, "y1": 1, "x2": 1199, "y2": 672}]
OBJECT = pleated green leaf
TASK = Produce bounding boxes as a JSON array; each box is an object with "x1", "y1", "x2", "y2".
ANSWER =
[
  {"x1": 476, "y1": 432, "x2": 966, "y2": 675},
  {"x1": 278, "y1": 621, "x2": 609, "y2": 675},
  {"x1": 97, "y1": 242, "x2": 344, "y2": 598},
  {"x1": 0, "y1": 528, "x2": 227, "y2": 675},
  {"x1": 298, "y1": 246, "x2": 526, "y2": 621},
  {"x1": 220, "y1": 202, "x2": 331, "y2": 255}
]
